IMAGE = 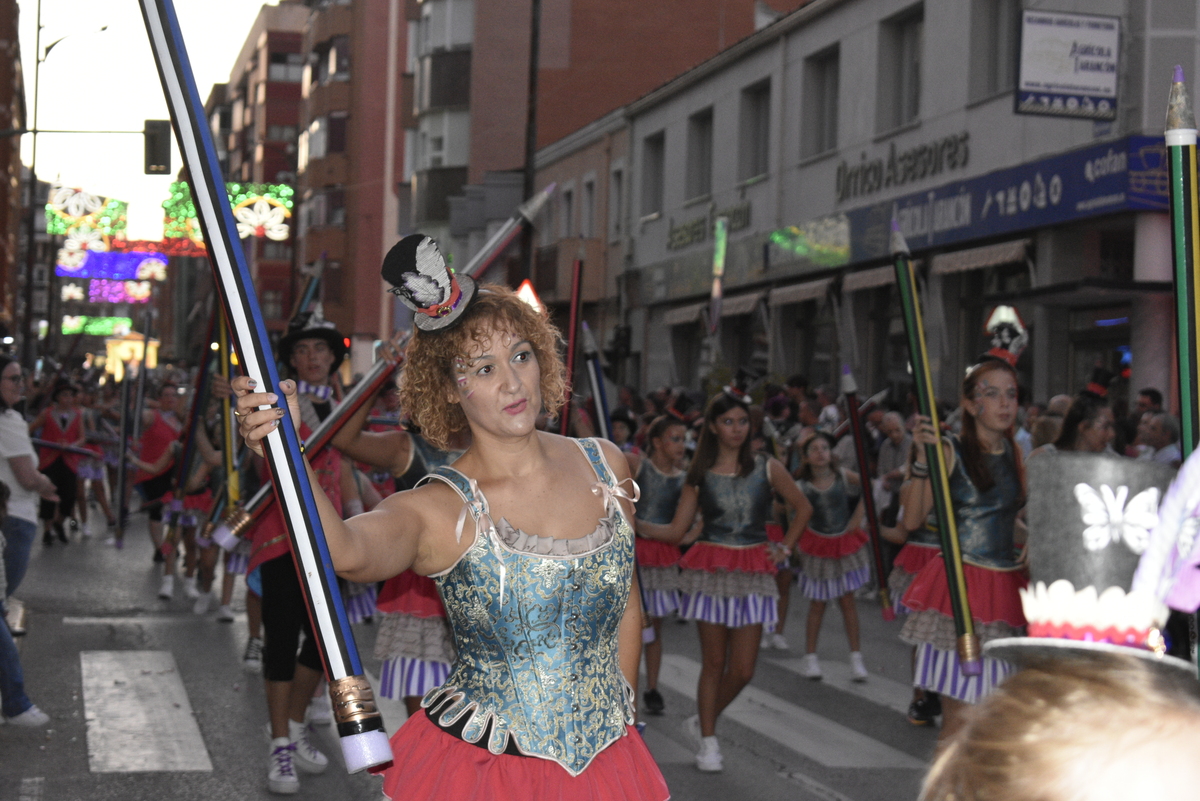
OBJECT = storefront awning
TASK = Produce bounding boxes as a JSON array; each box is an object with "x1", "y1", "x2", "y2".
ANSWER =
[
  {"x1": 931, "y1": 239, "x2": 1031, "y2": 275},
  {"x1": 720, "y1": 291, "x2": 766, "y2": 317},
  {"x1": 662, "y1": 300, "x2": 707, "y2": 327},
  {"x1": 768, "y1": 278, "x2": 832, "y2": 307},
  {"x1": 988, "y1": 278, "x2": 1172, "y2": 308},
  {"x1": 843, "y1": 265, "x2": 895, "y2": 292}
]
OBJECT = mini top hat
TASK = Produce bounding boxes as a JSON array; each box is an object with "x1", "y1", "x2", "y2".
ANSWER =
[
  {"x1": 278, "y1": 303, "x2": 347, "y2": 374},
  {"x1": 721, "y1": 367, "x2": 760, "y2": 406},
  {"x1": 382, "y1": 234, "x2": 477, "y2": 332},
  {"x1": 981, "y1": 305, "x2": 1028, "y2": 368},
  {"x1": 986, "y1": 452, "x2": 1192, "y2": 671}
]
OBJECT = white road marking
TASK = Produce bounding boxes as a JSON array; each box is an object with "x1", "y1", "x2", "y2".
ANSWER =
[
  {"x1": 80, "y1": 651, "x2": 213, "y2": 772},
  {"x1": 658, "y1": 654, "x2": 925, "y2": 770},
  {"x1": 768, "y1": 657, "x2": 913, "y2": 715},
  {"x1": 641, "y1": 723, "x2": 695, "y2": 765},
  {"x1": 64, "y1": 615, "x2": 242, "y2": 626},
  {"x1": 18, "y1": 777, "x2": 44, "y2": 801}
]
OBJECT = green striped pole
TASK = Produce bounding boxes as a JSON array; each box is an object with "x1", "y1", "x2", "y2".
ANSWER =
[
  {"x1": 1167, "y1": 65, "x2": 1200, "y2": 457},
  {"x1": 891, "y1": 221, "x2": 981, "y2": 676}
]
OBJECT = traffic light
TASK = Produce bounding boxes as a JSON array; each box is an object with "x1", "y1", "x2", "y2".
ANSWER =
[{"x1": 144, "y1": 120, "x2": 172, "y2": 175}]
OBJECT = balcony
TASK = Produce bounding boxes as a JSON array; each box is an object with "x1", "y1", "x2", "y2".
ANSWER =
[{"x1": 414, "y1": 166, "x2": 468, "y2": 224}]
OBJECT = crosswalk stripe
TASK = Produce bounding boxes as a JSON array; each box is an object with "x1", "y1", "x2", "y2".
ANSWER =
[
  {"x1": 767, "y1": 657, "x2": 914, "y2": 715},
  {"x1": 80, "y1": 650, "x2": 213, "y2": 772},
  {"x1": 657, "y1": 654, "x2": 925, "y2": 770},
  {"x1": 18, "y1": 777, "x2": 44, "y2": 801}
]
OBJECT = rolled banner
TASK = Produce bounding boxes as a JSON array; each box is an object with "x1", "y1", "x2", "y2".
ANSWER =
[
  {"x1": 559, "y1": 258, "x2": 584, "y2": 436},
  {"x1": 210, "y1": 355, "x2": 402, "y2": 550},
  {"x1": 1167, "y1": 65, "x2": 1200, "y2": 457},
  {"x1": 891, "y1": 221, "x2": 981, "y2": 676},
  {"x1": 831, "y1": 389, "x2": 888, "y2": 441},
  {"x1": 582, "y1": 321, "x2": 611, "y2": 440},
  {"x1": 460, "y1": 183, "x2": 555, "y2": 279},
  {"x1": 840, "y1": 366, "x2": 895, "y2": 621},
  {"x1": 137, "y1": 0, "x2": 391, "y2": 772}
]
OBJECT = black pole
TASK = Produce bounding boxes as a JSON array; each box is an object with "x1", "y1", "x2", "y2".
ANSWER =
[
  {"x1": 20, "y1": 0, "x2": 42, "y2": 369},
  {"x1": 520, "y1": 0, "x2": 542, "y2": 282}
]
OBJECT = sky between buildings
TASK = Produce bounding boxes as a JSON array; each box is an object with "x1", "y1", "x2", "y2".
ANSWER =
[{"x1": 18, "y1": 0, "x2": 279, "y2": 240}]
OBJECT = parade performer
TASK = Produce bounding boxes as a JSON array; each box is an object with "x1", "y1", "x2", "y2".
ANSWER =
[
  {"x1": 900, "y1": 358, "x2": 1027, "y2": 740},
  {"x1": 624, "y1": 414, "x2": 695, "y2": 716},
  {"x1": 242, "y1": 308, "x2": 349, "y2": 794},
  {"x1": 638, "y1": 387, "x2": 810, "y2": 773},
  {"x1": 133, "y1": 382, "x2": 184, "y2": 563},
  {"x1": 30, "y1": 381, "x2": 83, "y2": 546},
  {"x1": 235, "y1": 234, "x2": 669, "y2": 800},
  {"x1": 793, "y1": 430, "x2": 871, "y2": 682},
  {"x1": 76, "y1": 385, "x2": 115, "y2": 537}
]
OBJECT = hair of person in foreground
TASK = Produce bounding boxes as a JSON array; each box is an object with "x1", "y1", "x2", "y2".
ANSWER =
[{"x1": 920, "y1": 652, "x2": 1200, "y2": 801}]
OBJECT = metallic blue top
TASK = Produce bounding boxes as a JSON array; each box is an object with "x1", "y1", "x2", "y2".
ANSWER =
[
  {"x1": 419, "y1": 438, "x2": 635, "y2": 776},
  {"x1": 634, "y1": 459, "x2": 686, "y2": 526},
  {"x1": 697, "y1": 453, "x2": 774, "y2": 547},
  {"x1": 948, "y1": 436, "x2": 1022, "y2": 569},
  {"x1": 798, "y1": 469, "x2": 858, "y2": 535}
]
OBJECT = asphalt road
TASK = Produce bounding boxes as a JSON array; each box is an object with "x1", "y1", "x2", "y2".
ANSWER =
[{"x1": 1, "y1": 513, "x2": 938, "y2": 801}]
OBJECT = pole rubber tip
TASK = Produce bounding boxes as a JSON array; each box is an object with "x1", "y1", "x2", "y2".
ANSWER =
[
  {"x1": 209, "y1": 524, "x2": 239, "y2": 551},
  {"x1": 340, "y1": 729, "x2": 394, "y2": 774},
  {"x1": 959, "y1": 658, "x2": 983, "y2": 677}
]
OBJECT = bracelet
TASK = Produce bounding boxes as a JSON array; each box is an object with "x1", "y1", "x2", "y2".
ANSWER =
[{"x1": 910, "y1": 461, "x2": 929, "y2": 478}]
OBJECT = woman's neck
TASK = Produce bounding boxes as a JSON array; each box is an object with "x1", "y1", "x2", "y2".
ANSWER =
[
  {"x1": 649, "y1": 449, "x2": 676, "y2": 474},
  {"x1": 976, "y1": 425, "x2": 1005, "y2": 453},
  {"x1": 712, "y1": 443, "x2": 742, "y2": 472},
  {"x1": 809, "y1": 463, "x2": 834, "y2": 481}
]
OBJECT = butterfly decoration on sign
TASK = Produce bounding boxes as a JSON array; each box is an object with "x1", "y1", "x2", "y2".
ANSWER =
[{"x1": 1074, "y1": 483, "x2": 1160, "y2": 555}]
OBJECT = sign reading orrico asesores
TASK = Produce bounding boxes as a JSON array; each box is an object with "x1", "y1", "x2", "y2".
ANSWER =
[
  {"x1": 834, "y1": 133, "x2": 970, "y2": 204},
  {"x1": 1016, "y1": 10, "x2": 1120, "y2": 120}
]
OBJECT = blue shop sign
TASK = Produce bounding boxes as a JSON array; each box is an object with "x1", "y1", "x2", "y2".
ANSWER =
[{"x1": 845, "y1": 135, "x2": 1167, "y2": 262}]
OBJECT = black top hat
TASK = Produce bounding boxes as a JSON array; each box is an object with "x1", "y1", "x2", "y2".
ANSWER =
[
  {"x1": 277, "y1": 305, "x2": 347, "y2": 375},
  {"x1": 986, "y1": 452, "x2": 1191, "y2": 672},
  {"x1": 382, "y1": 234, "x2": 477, "y2": 332}
]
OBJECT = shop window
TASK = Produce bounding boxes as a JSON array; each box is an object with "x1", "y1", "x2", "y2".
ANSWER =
[
  {"x1": 877, "y1": 5, "x2": 923, "y2": 132},
  {"x1": 641, "y1": 132, "x2": 665, "y2": 217},
  {"x1": 739, "y1": 79, "x2": 771, "y2": 181},
  {"x1": 969, "y1": 0, "x2": 1018, "y2": 101},
  {"x1": 802, "y1": 46, "x2": 839, "y2": 157},
  {"x1": 686, "y1": 107, "x2": 714, "y2": 200}
]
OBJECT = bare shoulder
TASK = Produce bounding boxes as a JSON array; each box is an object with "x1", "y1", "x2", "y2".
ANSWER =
[{"x1": 595, "y1": 437, "x2": 632, "y2": 482}]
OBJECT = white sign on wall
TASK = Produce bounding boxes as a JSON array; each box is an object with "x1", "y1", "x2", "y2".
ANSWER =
[{"x1": 1016, "y1": 10, "x2": 1120, "y2": 120}]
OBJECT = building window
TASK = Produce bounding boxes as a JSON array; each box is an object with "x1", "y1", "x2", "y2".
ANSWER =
[
  {"x1": 877, "y1": 6, "x2": 923, "y2": 132},
  {"x1": 561, "y1": 188, "x2": 574, "y2": 239},
  {"x1": 305, "y1": 187, "x2": 346, "y2": 228},
  {"x1": 738, "y1": 79, "x2": 771, "y2": 181},
  {"x1": 426, "y1": 49, "x2": 472, "y2": 109},
  {"x1": 802, "y1": 45, "x2": 839, "y2": 157},
  {"x1": 266, "y1": 125, "x2": 297, "y2": 142},
  {"x1": 969, "y1": 0, "x2": 1018, "y2": 101},
  {"x1": 312, "y1": 35, "x2": 350, "y2": 86},
  {"x1": 262, "y1": 241, "x2": 293, "y2": 261},
  {"x1": 609, "y1": 168, "x2": 624, "y2": 240},
  {"x1": 328, "y1": 112, "x2": 348, "y2": 153},
  {"x1": 686, "y1": 107, "x2": 713, "y2": 200},
  {"x1": 261, "y1": 289, "x2": 284, "y2": 321},
  {"x1": 641, "y1": 131, "x2": 665, "y2": 218},
  {"x1": 581, "y1": 179, "x2": 595, "y2": 239},
  {"x1": 269, "y1": 52, "x2": 305, "y2": 82}
]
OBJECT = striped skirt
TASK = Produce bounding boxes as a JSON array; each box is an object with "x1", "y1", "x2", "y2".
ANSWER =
[
  {"x1": 379, "y1": 657, "x2": 453, "y2": 701},
  {"x1": 912, "y1": 642, "x2": 1013, "y2": 704}
]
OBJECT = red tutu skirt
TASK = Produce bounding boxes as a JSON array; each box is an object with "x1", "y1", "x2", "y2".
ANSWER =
[
  {"x1": 893, "y1": 542, "x2": 940, "y2": 575},
  {"x1": 182, "y1": 489, "x2": 214, "y2": 512},
  {"x1": 635, "y1": 537, "x2": 681, "y2": 569},
  {"x1": 901, "y1": 558, "x2": 1027, "y2": 627},
  {"x1": 382, "y1": 711, "x2": 671, "y2": 800},
  {"x1": 376, "y1": 571, "x2": 446, "y2": 618},
  {"x1": 678, "y1": 541, "x2": 776, "y2": 575},
  {"x1": 797, "y1": 527, "x2": 869, "y2": 559}
]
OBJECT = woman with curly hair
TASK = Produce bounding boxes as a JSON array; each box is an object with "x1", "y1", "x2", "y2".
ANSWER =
[{"x1": 233, "y1": 235, "x2": 667, "y2": 800}]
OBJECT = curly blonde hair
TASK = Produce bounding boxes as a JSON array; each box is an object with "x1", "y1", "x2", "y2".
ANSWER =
[{"x1": 398, "y1": 283, "x2": 565, "y2": 449}]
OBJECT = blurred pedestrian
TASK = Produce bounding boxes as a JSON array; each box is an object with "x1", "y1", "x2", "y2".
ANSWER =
[
  {"x1": 0, "y1": 479, "x2": 50, "y2": 727},
  {"x1": 1031, "y1": 392, "x2": 1115, "y2": 457},
  {"x1": 1138, "y1": 411, "x2": 1182, "y2": 468},
  {"x1": 29, "y1": 381, "x2": 83, "y2": 546}
]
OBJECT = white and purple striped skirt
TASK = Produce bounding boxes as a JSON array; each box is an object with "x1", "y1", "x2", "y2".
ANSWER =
[
  {"x1": 343, "y1": 582, "x2": 378, "y2": 625},
  {"x1": 379, "y1": 657, "x2": 452, "y2": 700},
  {"x1": 642, "y1": 588, "x2": 680, "y2": 618},
  {"x1": 797, "y1": 564, "x2": 871, "y2": 601},
  {"x1": 224, "y1": 545, "x2": 250, "y2": 576},
  {"x1": 678, "y1": 591, "x2": 778, "y2": 628},
  {"x1": 913, "y1": 642, "x2": 1014, "y2": 704}
]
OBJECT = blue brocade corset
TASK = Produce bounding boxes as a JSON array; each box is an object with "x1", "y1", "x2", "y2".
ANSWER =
[
  {"x1": 697, "y1": 453, "x2": 773, "y2": 547},
  {"x1": 635, "y1": 459, "x2": 686, "y2": 526},
  {"x1": 947, "y1": 437, "x2": 1022, "y2": 569},
  {"x1": 798, "y1": 470, "x2": 857, "y2": 535},
  {"x1": 418, "y1": 438, "x2": 636, "y2": 776}
]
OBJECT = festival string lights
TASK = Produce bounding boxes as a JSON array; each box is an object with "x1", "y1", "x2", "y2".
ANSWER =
[{"x1": 163, "y1": 181, "x2": 294, "y2": 243}]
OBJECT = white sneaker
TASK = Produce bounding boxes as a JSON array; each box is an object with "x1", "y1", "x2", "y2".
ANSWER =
[
  {"x1": 770, "y1": 633, "x2": 790, "y2": 651},
  {"x1": 849, "y1": 651, "x2": 868, "y2": 682},
  {"x1": 243, "y1": 637, "x2": 264, "y2": 673},
  {"x1": 288, "y1": 719, "x2": 328, "y2": 774},
  {"x1": 7, "y1": 705, "x2": 50, "y2": 727},
  {"x1": 80, "y1": 521, "x2": 94, "y2": 538},
  {"x1": 682, "y1": 714, "x2": 702, "y2": 749},
  {"x1": 158, "y1": 574, "x2": 175, "y2": 600},
  {"x1": 192, "y1": 591, "x2": 213, "y2": 615},
  {"x1": 307, "y1": 695, "x2": 333, "y2": 726},
  {"x1": 800, "y1": 653, "x2": 823, "y2": 680},
  {"x1": 695, "y1": 736, "x2": 723, "y2": 772},
  {"x1": 760, "y1": 632, "x2": 772, "y2": 650},
  {"x1": 183, "y1": 576, "x2": 200, "y2": 599},
  {"x1": 267, "y1": 737, "x2": 300, "y2": 794},
  {"x1": 216, "y1": 604, "x2": 235, "y2": 623}
]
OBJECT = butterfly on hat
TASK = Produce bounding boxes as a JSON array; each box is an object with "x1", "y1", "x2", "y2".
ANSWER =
[{"x1": 382, "y1": 234, "x2": 478, "y2": 332}]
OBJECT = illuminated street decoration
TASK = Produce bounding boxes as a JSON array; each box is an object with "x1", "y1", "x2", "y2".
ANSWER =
[
  {"x1": 110, "y1": 238, "x2": 207, "y2": 258},
  {"x1": 62, "y1": 316, "x2": 133, "y2": 336},
  {"x1": 56, "y1": 251, "x2": 168, "y2": 282},
  {"x1": 88, "y1": 279, "x2": 153, "y2": 304},
  {"x1": 61, "y1": 283, "x2": 85, "y2": 302},
  {"x1": 163, "y1": 181, "x2": 294, "y2": 242},
  {"x1": 105, "y1": 332, "x2": 158, "y2": 382},
  {"x1": 769, "y1": 215, "x2": 851, "y2": 268},
  {"x1": 45, "y1": 185, "x2": 128, "y2": 240}
]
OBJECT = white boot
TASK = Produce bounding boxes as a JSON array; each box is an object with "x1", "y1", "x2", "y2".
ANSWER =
[
  {"x1": 183, "y1": 575, "x2": 200, "y2": 599},
  {"x1": 158, "y1": 574, "x2": 175, "y2": 600},
  {"x1": 192, "y1": 591, "x2": 213, "y2": 615}
]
